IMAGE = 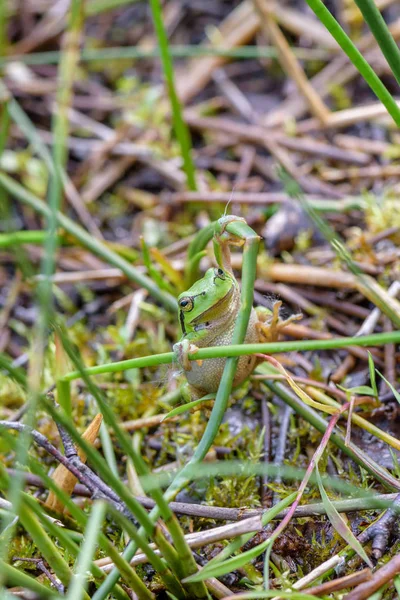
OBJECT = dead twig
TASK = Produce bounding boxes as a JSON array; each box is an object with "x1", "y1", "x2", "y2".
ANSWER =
[{"x1": 344, "y1": 552, "x2": 400, "y2": 600}]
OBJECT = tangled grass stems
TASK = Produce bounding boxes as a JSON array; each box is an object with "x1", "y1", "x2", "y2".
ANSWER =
[
  {"x1": 0, "y1": 173, "x2": 176, "y2": 312},
  {"x1": 0, "y1": 1, "x2": 84, "y2": 584}
]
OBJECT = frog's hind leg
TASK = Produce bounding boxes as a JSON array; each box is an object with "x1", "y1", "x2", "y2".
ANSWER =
[{"x1": 256, "y1": 301, "x2": 302, "y2": 343}]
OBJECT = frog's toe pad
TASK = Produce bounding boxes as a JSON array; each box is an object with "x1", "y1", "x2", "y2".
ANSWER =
[{"x1": 173, "y1": 341, "x2": 200, "y2": 372}]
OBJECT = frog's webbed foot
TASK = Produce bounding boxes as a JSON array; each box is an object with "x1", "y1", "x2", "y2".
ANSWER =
[
  {"x1": 173, "y1": 339, "x2": 199, "y2": 372},
  {"x1": 256, "y1": 301, "x2": 302, "y2": 342}
]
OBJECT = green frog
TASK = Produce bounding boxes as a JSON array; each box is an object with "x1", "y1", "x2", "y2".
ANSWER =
[{"x1": 174, "y1": 216, "x2": 300, "y2": 398}]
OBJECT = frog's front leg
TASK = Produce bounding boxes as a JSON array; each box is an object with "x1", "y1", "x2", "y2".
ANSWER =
[
  {"x1": 256, "y1": 301, "x2": 302, "y2": 342},
  {"x1": 173, "y1": 338, "x2": 199, "y2": 372},
  {"x1": 173, "y1": 340, "x2": 215, "y2": 402}
]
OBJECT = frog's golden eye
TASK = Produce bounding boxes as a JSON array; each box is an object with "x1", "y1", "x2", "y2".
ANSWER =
[
  {"x1": 215, "y1": 268, "x2": 226, "y2": 280},
  {"x1": 179, "y1": 296, "x2": 194, "y2": 312}
]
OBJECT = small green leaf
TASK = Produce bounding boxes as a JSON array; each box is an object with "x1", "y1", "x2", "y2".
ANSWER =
[
  {"x1": 368, "y1": 352, "x2": 378, "y2": 396},
  {"x1": 161, "y1": 395, "x2": 215, "y2": 420},
  {"x1": 376, "y1": 370, "x2": 400, "y2": 405},
  {"x1": 183, "y1": 536, "x2": 274, "y2": 582},
  {"x1": 347, "y1": 385, "x2": 376, "y2": 396},
  {"x1": 337, "y1": 384, "x2": 375, "y2": 396},
  {"x1": 388, "y1": 448, "x2": 400, "y2": 479},
  {"x1": 316, "y1": 466, "x2": 372, "y2": 567}
]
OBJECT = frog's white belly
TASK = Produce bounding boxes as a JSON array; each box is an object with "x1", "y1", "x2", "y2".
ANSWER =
[{"x1": 186, "y1": 308, "x2": 259, "y2": 394}]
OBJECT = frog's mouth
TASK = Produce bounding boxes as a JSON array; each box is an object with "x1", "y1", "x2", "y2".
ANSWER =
[{"x1": 189, "y1": 284, "x2": 236, "y2": 332}]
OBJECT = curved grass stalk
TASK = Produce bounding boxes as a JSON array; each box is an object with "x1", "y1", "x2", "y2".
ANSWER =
[{"x1": 185, "y1": 221, "x2": 215, "y2": 285}]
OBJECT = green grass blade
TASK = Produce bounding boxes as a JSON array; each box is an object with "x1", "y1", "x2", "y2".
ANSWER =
[
  {"x1": 40, "y1": 0, "x2": 83, "y2": 326},
  {"x1": 53, "y1": 328, "x2": 208, "y2": 597},
  {"x1": 368, "y1": 352, "x2": 378, "y2": 397},
  {"x1": 0, "y1": 45, "x2": 335, "y2": 67},
  {"x1": 0, "y1": 82, "x2": 53, "y2": 170},
  {"x1": 200, "y1": 493, "x2": 297, "y2": 570},
  {"x1": 0, "y1": 353, "x2": 27, "y2": 385},
  {"x1": 99, "y1": 421, "x2": 119, "y2": 475},
  {"x1": 66, "y1": 501, "x2": 107, "y2": 600},
  {"x1": 86, "y1": 0, "x2": 139, "y2": 16},
  {"x1": 376, "y1": 370, "x2": 400, "y2": 405},
  {"x1": 149, "y1": 0, "x2": 197, "y2": 190},
  {"x1": 279, "y1": 169, "x2": 400, "y2": 329},
  {"x1": 316, "y1": 466, "x2": 372, "y2": 567},
  {"x1": 353, "y1": 0, "x2": 400, "y2": 87},
  {"x1": 0, "y1": 98, "x2": 10, "y2": 156},
  {"x1": 22, "y1": 458, "x2": 140, "y2": 600},
  {"x1": 0, "y1": 559, "x2": 62, "y2": 598},
  {"x1": 18, "y1": 504, "x2": 76, "y2": 591},
  {"x1": 304, "y1": 0, "x2": 400, "y2": 126},
  {"x1": 0, "y1": 231, "x2": 63, "y2": 247},
  {"x1": 185, "y1": 534, "x2": 274, "y2": 581}
]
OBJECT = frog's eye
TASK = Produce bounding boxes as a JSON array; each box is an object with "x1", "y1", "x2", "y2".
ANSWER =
[
  {"x1": 215, "y1": 268, "x2": 226, "y2": 280},
  {"x1": 179, "y1": 296, "x2": 194, "y2": 312}
]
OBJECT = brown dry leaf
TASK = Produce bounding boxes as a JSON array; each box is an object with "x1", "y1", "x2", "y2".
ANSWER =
[{"x1": 45, "y1": 413, "x2": 103, "y2": 513}]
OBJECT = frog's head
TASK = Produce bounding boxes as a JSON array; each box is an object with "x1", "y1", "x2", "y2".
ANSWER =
[{"x1": 177, "y1": 267, "x2": 237, "y2": 336}]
